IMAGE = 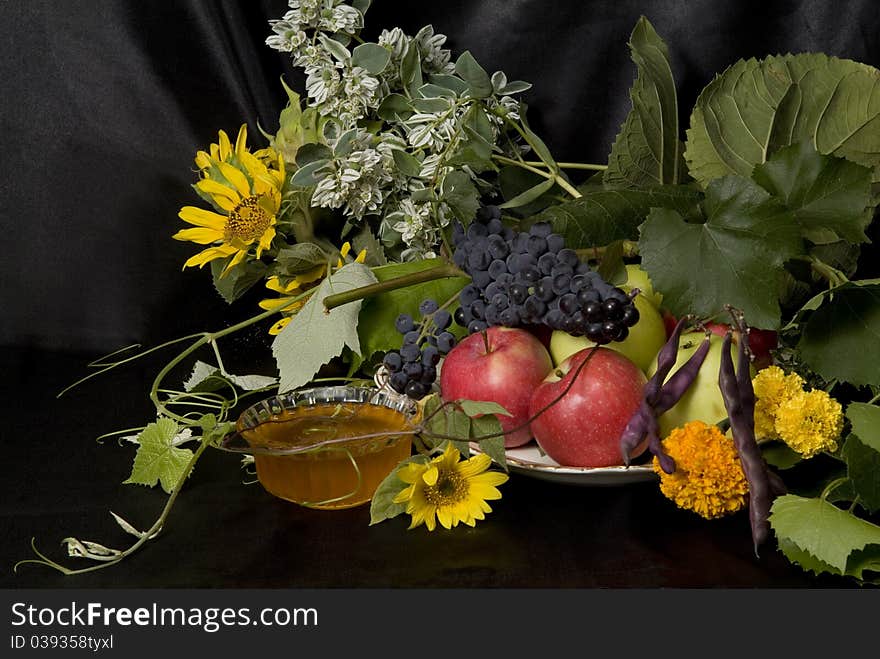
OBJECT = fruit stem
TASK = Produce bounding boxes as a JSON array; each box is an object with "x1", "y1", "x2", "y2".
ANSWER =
[
  {"x1": 322, "y1": 262, "x2": 469, "y2": 312},
  {"x1": 480, "y1": 329, "x2": 491, "y2": 353}
]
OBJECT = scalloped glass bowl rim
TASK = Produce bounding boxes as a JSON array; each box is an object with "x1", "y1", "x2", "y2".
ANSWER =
[{"x1": 219, "y1": 385, "x2": 420, "y2": 456}]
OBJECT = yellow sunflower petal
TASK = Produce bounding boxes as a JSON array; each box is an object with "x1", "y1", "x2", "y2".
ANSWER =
[
  {"x1": 234, "y1": 124, "x2": 248, "y2": 156},
  {"x1": 456, "y1": 452, "x2": 492, "y2": 478},
  {"x1": 195, "y1": 178, "x2": 241, "y2": 205},
  {"x1": 422, "y1": 465, "x2": 439, "y2": 487},
  {"x1": 256, "y1": 226, "x2": 276, "y2": 257},
  {"x1": 172, "y1": 227, "x2": 223, "y2": 245},
  {"x1": 195, "y1": 150, "x2": 213, "y2": 170},
  {"x1": 217, "y1": 162, "x2": 252, "y2": 197},
  {"x1": 181, "y1": 244, "x2": 237, "y2": 269},
  {"x1": 178, "y1": 206, "x2": 228, "y2": 230},
  {"x1": 436, "y1": 507, "x2": 454, "y2": 529},
  {"x1": 221, "y1": 248, "x2": 248, "y2": 276},
  {"x1": 268, "y1": 317, "x2": 291, "y2": 335},
  {"x1": 218, "y1": 129, "x2": 232, "y2": 161}
]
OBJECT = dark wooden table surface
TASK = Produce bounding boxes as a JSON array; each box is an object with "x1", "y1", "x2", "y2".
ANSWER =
[{"x1": 0, "y1": 346, "x2": 852, "y2": 589}]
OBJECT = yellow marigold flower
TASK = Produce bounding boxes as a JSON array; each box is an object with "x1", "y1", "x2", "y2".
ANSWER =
[
  {"x1": 174, "y1": 124, "x2": 286, "y2": 276},
  {"x1": 752, "y1": 366, "x2": 805, "y2": 440},
  {"x1": 773, "y1": 389, "x2": 843, "y2": 458},
  {"x1": 653, "y1": 420, "x2": 749, "y2": 520},
  {"x1": 393, "y1": 443, "x2": 509, "y2": 531}
]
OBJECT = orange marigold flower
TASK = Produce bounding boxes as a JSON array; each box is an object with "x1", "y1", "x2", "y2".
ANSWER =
[{"x1": 653, "y1": 420, "x2": 749, "y2": 520}]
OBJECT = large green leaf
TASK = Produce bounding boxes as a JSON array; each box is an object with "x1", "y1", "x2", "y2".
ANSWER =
[
  {"x1": 752, "y1": 141, "x2": 875, "y2": 244},
  {"x1": 357, "y1": 259, "x2": 469, "y2": 362},
  {"x1": 638, "y1": 176, "x2": 802, "y2": 328},
  {"x1": 797, "y1": 281, "x2": 880, "y2": 386},
  {"x1": 685, "y1": 53, "x2": 880, "y2": 187},
  {"x1": 770, "y1": 494, "x2": 880, "y2": 577},
  {"x1": 604, "y1": 16, "x2": 681, "y2": 187},
  {"x1": 522, "y1": 186, "x2": 702, "y2": 249},
  {"x1": 272, "y1": 262, "x2": 377, "y2": 393},
  {"x1": 841, "y1": 435, "x2": 880, "y2": 514},
  {"x1": 124, "y1": 419, "x2": 194, "y2": 494},
  {"x1": 846, "y1": 402, "x2": 880, "y2": 452},
  {"x1": 210, "y1": 258, "x2": 267, "y2": 304}
]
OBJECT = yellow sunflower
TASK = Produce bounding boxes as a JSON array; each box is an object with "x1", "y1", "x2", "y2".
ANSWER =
[
  {"x1": 393, "y1": 443, "x2": 509, "y2": 531},
  {"x1": 174, "y1": 124, "x2": 286, "y2": 276},
  {"x1": 259, "y1": 242, "x2": 368, "y2": 335}
]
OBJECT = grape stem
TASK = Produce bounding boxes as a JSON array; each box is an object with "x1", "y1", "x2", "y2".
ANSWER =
[{"x1": 323, "y1": 262, "x2": 469, "y2": 312}]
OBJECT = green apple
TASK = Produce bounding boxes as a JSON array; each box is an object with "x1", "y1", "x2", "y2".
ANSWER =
[
  {"x1": 549, "y1": 293, "x2": 667, "y2": 373},
  {"x1": 647, "y1": 331, "x2": 739, "y2": 438},
  {"x1": 622, "y1": 264, "x2": 663, "y2": 309}
]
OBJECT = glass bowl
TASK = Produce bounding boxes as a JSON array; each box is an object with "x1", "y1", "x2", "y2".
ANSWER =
[{"x1": 220, "y1": 386, "x2": 419, "y2": 509}]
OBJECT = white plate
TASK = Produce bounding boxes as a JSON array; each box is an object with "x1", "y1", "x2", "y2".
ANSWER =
[{"x1": 472, "y1": 442, "x2": 657, "y2": 486}]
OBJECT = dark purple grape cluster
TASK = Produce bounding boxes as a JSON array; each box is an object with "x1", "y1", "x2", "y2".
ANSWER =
[
  {"x1": 451, "y1": 205, "x2": 640, "y2": 344},
  {"x1": 382, "y1": 299, "x2": 456, "y2": 400}
]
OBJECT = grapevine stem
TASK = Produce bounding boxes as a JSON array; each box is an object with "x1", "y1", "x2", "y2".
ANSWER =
[
  {"x1": 15, "y1": 437, "x2": 212, "y2": 576},
  {"x1": 820, "y1": 476, "x2": 848, "y2": 502},
  {"x1": 322, "y1": 262, "x2": 469, "y2": 312},
  {"x1": 866, "y1": 391, "x2": 880, "y2": 405},
  {"x1": 523, "y1": 160, "x2": 608, "y2": 171}
]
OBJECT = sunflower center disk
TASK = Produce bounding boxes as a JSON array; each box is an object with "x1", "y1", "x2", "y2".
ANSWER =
[
  {"x1": 225, "y1": 195, "x2": 270, "y2": 242},
  {"x1": 423, "y1": 470, "x2": 469, "y2": 506}
]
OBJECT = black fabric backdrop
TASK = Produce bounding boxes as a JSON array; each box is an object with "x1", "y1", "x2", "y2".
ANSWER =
[{"x1": 2, "y1": 0, "x2": 878, "y2": 352}]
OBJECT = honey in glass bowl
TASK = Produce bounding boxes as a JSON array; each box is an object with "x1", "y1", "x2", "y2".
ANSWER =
[{"x1": 223, "y1": 387, "x2": 418, "y2": 510}]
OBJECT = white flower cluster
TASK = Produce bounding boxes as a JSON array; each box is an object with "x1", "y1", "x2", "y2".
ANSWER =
[
  {"x1": 267, "y1": 1, "x2": 526, "y2": 260},
  {"x1": 266, "y1": 0, "x2": 362, "y2": 52}
]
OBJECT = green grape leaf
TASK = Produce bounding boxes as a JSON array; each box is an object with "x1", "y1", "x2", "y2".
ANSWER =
[
  {"x1": 356, "y1": 259, "x2": 469, "y2": 362},
  {"x1": 842, "y1": 435, "x2": 880, "y2": 513},
  {"x1": 776, "y1": 537, "x2": 843, "y2": 577},
  {"x1": 272, "y1": 263, "x2": 377, "y2": 393},
  {"x1": 457, "y1": 400, "x2": 512, "y2": 418},
  {"x1": 124, "y1": 418, "x2": 194, "y2": 494},
  {"x1": 760, "y1": 441, "x2": 803, "y2": 470},
  {"x1": 846, "y1": 402, "x2": 880, "y2": 452},
  {"x1": 604, "y1": 16, "x2": 681, "y2": 187},
  {"x1": 638, "y1": 176, "x2": 802, "y2": 328},
  {"x1": 752, "y1": 141, "x2": 875, "y2": 244},
  {"x1": 182, "y1": 361, "x2": 277, "y2": 393},
  {"x1": 210, "y1": 258, "x2": 267, "y2": 304},
  {"x1": 274, "y1": 243, "x2": 329, "y2": 274},
  {"x1": 523, "y1": 186, "x2": 702, "y2": 248},
  {"x1": 442, "y1": 170, "x2": 480, "y2": 222},
  {"x1": 422, "y1": 395, "x2": 472, "y2": 447},
  {"x1": 369, "y1": 454, "x2": 431, "y2": 525},
  {"x1": 350, "y1": 225, "x2": 387, "y2": 267},
  {"x1": 685, "y1": 53, "x2": 880, "y2": 187},
  {"x1": 769, "y1": 494, "x2": 880, "y2": 575},
  {"x1": 471, "y1": 417, "x2": 507, "y2": 469},
  {"x1": 797, "y1": 281, "x2": 880, "y2": 386}
]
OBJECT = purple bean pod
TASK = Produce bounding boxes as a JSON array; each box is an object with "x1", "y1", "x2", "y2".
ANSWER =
[
  {"x1": 654, "y1": 336, "x2": 711, "y2": 414},
  {"x1": 718, "y1": 331, "x2": 773, "y2": 555},
  {"x1": 619, "y1": 315, "x2": 700, "y2": 470}
]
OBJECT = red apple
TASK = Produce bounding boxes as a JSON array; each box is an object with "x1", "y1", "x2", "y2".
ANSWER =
[
  {"x1": 528, "y1": 347, "x2": 647, "y2": 467},
  {"x1": 439, "y1": 326, "x2": 554, "y2": 448}
]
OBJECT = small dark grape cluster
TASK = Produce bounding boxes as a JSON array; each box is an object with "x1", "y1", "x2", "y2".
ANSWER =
[
  {"x1": 451, "y1": 205, "x2": 640, "y2": 344},
  {"x1": 382, "y1": 299, "x2": 456, "y2": 400}
]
